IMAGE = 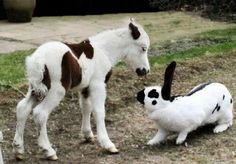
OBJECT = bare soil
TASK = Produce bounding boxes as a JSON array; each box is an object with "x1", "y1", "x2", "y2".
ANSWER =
[{"x1": 0, "y1": 52, "x2": 236, "y2": 163}]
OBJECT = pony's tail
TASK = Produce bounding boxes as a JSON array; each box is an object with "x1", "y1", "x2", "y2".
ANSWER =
[{"x1": 26, "y1": 55, "x2": 48, "y2": 97}]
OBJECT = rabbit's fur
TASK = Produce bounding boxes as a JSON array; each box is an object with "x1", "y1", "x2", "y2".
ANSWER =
[{"x1": 137, "y1": 61, "x2": 233, "y2": 145}]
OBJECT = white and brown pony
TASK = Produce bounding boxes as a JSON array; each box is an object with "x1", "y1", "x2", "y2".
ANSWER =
[{"x1": 12, "y1": 20, "x2": 150, "y2": 160}]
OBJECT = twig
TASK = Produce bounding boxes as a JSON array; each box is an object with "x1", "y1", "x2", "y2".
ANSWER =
[{"x1": 0, "y1": 83, "x2": 26, "y2": 97}]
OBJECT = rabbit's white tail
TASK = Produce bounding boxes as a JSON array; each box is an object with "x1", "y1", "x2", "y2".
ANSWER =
[{"x1": 26, "y1": 55, "x2": 48, "y2": 97}]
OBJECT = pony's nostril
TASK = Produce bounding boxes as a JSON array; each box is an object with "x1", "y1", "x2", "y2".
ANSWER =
[
  {"x1": 136, "y1": 68, "x2": 148, "y2": 76},
  {"x1": 142, "y1": 68, "x2": 146, "y2": 73}
]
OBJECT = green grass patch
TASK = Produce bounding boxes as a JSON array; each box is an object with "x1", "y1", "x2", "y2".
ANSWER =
[
  {"x1": 150, "y1": 27, "x2": 236, "y2": 65},
  {"x1": 150, "y1": 27, "x2": 236, "y2": 56},
  {"x1": 199, "y1": 27, "x2": 236, "y2": 39},
  {"x1": 150, "y1": 40, "x2": 236, "y2": 65},
  {"x1": 0, "y1": 50, "x2": 33, "y2": 88}
]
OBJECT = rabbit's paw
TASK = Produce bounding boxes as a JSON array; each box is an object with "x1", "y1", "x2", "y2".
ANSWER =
[
  {"x1": 213, "y1": 124, "x2": 230, "y2": 133},
  {"x1": 176, "y1": 132, "x2": 188, "y2": 145},
  {"x1": 147, "y1": 139, "x2": 160, "y2": 146},
  {"x1": 176, "y1": 138, "x2": 185, "y2": 145}
]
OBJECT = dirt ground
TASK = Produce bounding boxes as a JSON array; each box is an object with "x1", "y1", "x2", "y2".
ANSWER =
[{"x1": 0, "y1": 51, "x2": 236, "y2": 163}]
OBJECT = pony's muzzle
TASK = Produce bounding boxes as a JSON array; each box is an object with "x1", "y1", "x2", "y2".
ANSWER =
[{"x1": 136, "y1": 68, "x2": 149, "y2": 76}]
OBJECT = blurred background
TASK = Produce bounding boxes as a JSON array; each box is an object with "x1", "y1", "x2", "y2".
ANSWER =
[{"x1": 0, "y1": 0, "x2": 235, "y2": 22}]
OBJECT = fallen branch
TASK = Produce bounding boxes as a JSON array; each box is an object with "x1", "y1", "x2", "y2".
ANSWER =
[{"x1": 0, "y1": 83, "x2": 25, "y2": 97}]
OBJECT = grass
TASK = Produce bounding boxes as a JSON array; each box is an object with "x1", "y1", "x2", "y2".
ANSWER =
[
  {"x1": 0, "y1": 50, "x2": 34, "y2": 89},
  {"x1": 199, "y1": 27, "x2": 236, "y2": 39},
  {"x1": 134, "y1": 12, "x2": 236, "y2": 44},
  {"x1": 150, "y1": 40, "x2": 236, "y2": 65},
  {"x1": 149, "y1": 27, "x2": 236, "y2": 65}
]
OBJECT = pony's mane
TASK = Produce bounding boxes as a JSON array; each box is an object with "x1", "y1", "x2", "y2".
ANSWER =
[
  {"x1": 90, "y1": 27, "x2": 128, "y2": 41},
  {"x1": 90, "y1": 22, "x2": 144, "y2": 41}
]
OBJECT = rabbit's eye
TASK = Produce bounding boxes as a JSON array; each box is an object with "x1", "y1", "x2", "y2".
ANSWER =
[{"x1": 152, "y1": 100, "x2": 157, "y2": 105}]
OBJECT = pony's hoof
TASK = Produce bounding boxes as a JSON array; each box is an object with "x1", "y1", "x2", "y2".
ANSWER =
[
  {"x1": 15, "y1": 153, "x2": 24, "y2": 161},
  {"x1": 107, "y1": 147, "x2": 119, "y2": 154},
  {"x1": 46, "y1": 154, "x2": 58, "y2": 161},
  {"x1": 85, "y1": 136, "x2": 95, "y2": 143}
]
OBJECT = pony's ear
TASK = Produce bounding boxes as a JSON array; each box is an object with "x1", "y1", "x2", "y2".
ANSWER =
[
  {"x1": 129, "y1": 22, "x2": 140, "y2": 40},
  {"x1": 161, "y1": 61, "x2": 176, "y2": 100}
]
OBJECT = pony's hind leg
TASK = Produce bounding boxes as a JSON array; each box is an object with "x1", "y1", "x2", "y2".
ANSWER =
[
  {"x1": 13, "y1": 89, "x2": 37, "y2": 160},
  {"x1": 80, "y1": 88, "x2": 94, "y2": 142},
  {"x1": 33, "y1": 84, "x2": 65, "y2": 160}
]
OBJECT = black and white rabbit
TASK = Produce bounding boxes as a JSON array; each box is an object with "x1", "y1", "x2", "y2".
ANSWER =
[{"x1": 137, "y1": 61, "x2": 233, "y2": 145}]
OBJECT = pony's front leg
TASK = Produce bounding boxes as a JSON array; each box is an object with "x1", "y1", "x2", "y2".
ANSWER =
[{"x1": 90, "y1": 82, "x2": 119, "y2": 154}]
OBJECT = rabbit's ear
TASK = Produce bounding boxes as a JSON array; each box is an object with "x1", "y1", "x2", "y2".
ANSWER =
[{"x1": 161, "y1": 61, "x2": 176, "y2": 100}]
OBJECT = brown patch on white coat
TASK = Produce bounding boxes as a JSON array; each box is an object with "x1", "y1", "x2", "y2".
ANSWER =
[
  {"x1": 61, "y1": 39, "x2": 94, "y2": 90},
  {"x1": 65, "y1": 39, "x2": 94, "y2": 59},
  {"x1": 38, "y1": 39, "x2": 112, "y2": 98}
]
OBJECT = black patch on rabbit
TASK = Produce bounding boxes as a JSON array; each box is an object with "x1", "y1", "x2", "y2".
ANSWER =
[
  {"x1": 212, "y1": 104, "x2": 221, "y2": 114},
  {"x1": 170, "y1": 95, "x2": 183, "y2": 102},
  {"x1": 161, "y1": 61, "x2": 176, "y2": 100},
  {"x1": 137, "y1": 89, "x2": 145, "y2": 104},
  {"x1": 148, "y1": 89, "x2": 159, "y2": 99},
  {"x1": 187, "y1": 82, "x2": 211, "y2": 96},
  {"x1": 152, "y1": 100, "x2": 157, "y2": 105}
]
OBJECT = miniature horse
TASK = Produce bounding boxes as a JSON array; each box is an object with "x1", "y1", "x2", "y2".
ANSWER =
[{"x1": 13, "y1": 20, "x2": 150, "y2": 160}]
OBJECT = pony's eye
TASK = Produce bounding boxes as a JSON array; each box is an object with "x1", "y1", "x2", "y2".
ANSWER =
[{"x1": 142, "y1": 47, "x2": 147, "y2": 52}]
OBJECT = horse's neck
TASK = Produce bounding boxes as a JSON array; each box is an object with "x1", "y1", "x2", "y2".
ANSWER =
[{"x1": 90, "y1": 28, "x2": 129, "y2": 66}]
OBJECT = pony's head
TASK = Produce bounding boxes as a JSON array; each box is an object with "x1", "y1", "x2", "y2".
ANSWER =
[{"x1": 123, "y1": 20, "x2": 150, "y2": 77}]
